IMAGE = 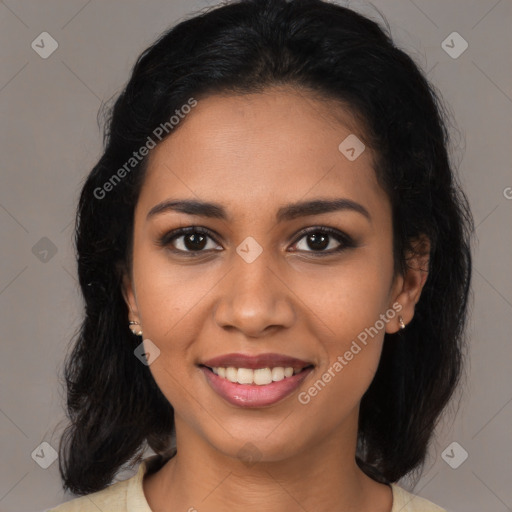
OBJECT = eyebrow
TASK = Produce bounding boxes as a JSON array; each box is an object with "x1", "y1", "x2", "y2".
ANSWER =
[{"x1": 146, "y1": 198, "x2": 371, "y2": 223}]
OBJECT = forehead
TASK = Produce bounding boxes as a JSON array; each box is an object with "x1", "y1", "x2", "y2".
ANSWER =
[{"x1": 138, "y1": 88, "x2": 386, "y2": 216}]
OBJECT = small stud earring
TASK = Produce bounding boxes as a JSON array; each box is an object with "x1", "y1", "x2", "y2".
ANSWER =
[
  {"x1": 129, "y1": 320, "x2": 143, "y2": 336},
  {"x1": 398, "y1": 316, "x2": 406, "y2": 330}
]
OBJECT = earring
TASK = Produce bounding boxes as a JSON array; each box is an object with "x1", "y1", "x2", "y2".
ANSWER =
[
  {"x1": 398, "y1": 316, "x2": 406, "y2": 330},
  {"x1": 129, "y1": 320, "x2": 143, "y2": 336}
]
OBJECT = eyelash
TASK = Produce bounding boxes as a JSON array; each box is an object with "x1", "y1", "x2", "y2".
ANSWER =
[{"x1": 157, "y1": 226, "x2": 356, "y2": 257}]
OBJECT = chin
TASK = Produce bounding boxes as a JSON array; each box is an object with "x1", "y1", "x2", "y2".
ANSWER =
[{"x1": 204, "y1": 427, "x2": 308, "y2": 465}]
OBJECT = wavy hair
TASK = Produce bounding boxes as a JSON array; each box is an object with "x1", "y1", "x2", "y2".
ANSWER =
[{"x1": 57, "y1": 0, "x2": 473, "y2": 495}]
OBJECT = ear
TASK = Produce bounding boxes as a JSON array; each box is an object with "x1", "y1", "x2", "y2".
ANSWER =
[
  {"x1": 119, "y1": 263, "x2": 141, "y2": 324},
  {"x1": 386, "y1": 234, "x2": 430, "y2": 334}
]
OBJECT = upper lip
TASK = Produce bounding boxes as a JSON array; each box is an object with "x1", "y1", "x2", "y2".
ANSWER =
[{"x1": 201, "y1": 352, "x2": 314, "y2": 370}]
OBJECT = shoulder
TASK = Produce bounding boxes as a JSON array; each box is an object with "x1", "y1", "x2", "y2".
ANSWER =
[
  {"x1": 391, "y1": 483, "x2": 447, "y2": 512},
  {"x1": 47, "y1": 478, "x2": 130, "y2": 512},
  {"x1": 47, "y1": 456, "x2": 162, "y2": 512}
]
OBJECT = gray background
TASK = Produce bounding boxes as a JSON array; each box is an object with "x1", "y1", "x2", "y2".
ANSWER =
[{"x1": 1, "y1": 0, "x2": 511, "y2": 511}]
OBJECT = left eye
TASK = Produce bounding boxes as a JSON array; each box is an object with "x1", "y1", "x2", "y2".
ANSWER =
[{"x1": 290, "y1": 227, "x2": 353, "y2": 254}]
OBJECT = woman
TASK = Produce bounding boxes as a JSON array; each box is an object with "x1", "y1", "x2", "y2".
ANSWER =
[{"x1": 49, "y1": 0, "x2": 473, "y2": 510}]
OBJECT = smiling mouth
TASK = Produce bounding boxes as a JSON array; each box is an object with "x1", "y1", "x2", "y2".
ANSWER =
[{"x1": 200, "y1": 365, "x2": 314, "y2": 386}]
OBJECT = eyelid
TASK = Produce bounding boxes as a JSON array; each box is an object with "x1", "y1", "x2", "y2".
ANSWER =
[{"x1": 157, "y1": 226, "x2": 222, "y2": 249}]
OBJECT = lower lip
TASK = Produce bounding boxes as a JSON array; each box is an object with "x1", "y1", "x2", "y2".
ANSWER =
[{"x1": 200, "y1": 366, "x2": 314, "y2": 408}]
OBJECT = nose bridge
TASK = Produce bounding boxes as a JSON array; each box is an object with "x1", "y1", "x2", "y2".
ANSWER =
[
  {"x1": 213, "y1": 237, "x2": 295, "y2": 336},
  {"x1": 234, "y1": 241, "x2": 275, "y2": 296}
]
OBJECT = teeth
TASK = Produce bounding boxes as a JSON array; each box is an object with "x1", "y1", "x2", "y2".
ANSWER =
[
  {"x1": 253, "y1": 368, "x2": 272, "y2": 385},
  {"x1": 237, "y1": 368, "x2": 254, "y2": 384},
  {"x1": 272, "y1": 367, "x2": 285, "y2": 381},
  {"x1": 226, "y1": 367, "x2": 238, "y2": 383},
  {"x1": 211, "y1": 366, "x2": 303, "y2": 385}
]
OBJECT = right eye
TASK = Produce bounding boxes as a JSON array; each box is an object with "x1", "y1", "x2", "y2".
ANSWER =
[{"x1": 157, "y1": 226, "x2": 223, "y2": 255}]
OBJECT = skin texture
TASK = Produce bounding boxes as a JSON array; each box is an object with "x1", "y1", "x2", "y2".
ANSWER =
[{"x1": 122, "y1": 87, "x2": 429, "y2": 512}]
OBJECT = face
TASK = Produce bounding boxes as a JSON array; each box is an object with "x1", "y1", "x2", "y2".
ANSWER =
[{"x1": 123, "y1": 87, "x2": 419, "y2": 464}]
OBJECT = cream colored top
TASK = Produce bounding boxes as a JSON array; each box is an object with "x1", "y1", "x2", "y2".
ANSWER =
[{"x1": 48, "y1": 456, "x2": 447, "y2": 512}]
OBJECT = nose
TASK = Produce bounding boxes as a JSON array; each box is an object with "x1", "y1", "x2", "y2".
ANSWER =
[{"x1": 213, "y1": 249, "x2": 296, "y2": 338}]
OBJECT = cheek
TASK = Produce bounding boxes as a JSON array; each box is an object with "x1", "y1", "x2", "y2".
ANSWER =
[
  {"x1": 292, "y1": 253, "x2": 393, "y2": 413},
  {"x1": 295, "y1": 266, "x2": 390, "y2": 425},
  {"x1": 292, "y1": 250, "x2": 395, "y2": 342},
  {"x1": 130, "y1": 250, "x2": 198, "y2": 388},
  {"x1": 132, "y1": 245, "x2": 215, "y2": 340}
]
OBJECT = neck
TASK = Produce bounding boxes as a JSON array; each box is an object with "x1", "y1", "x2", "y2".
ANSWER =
[{"x1": 143, "y1": 409, "x2": 392, "y2": 512}]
